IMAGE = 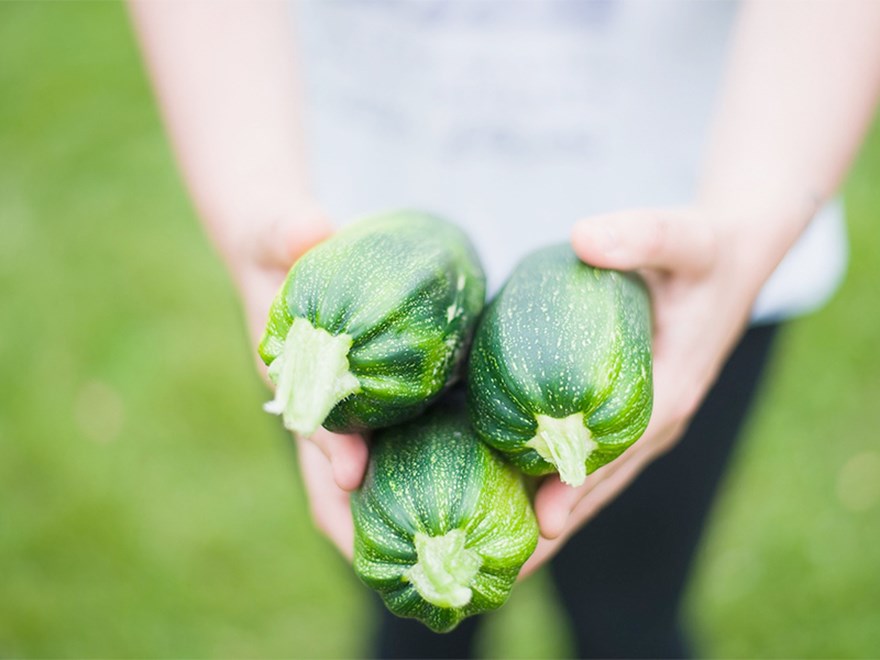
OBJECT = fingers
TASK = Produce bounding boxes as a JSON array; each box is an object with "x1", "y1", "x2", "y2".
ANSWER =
[
  {"x1": 533, "y1": 452, "x2": 632, "y2": 539},
  {"x1": 256, "y1": 207, "x2": 332, "y2": 270},
  {"x1": 533, "y1": 475, "x2": 587, "y2": 540},
  {"x1": 533, "y1": 428, "x2": 677, "y2": 540},
  {"x1": 519, "y1": 535, "x2": 561, "y2": 579},
  {"x1": 298, "y1": 438, "x2": 355, "y2": 560},
  {"x1": 571, "y1": 208, "x2": 716, "y2": 275},
  {"x1": 566, "y1": 447, "x2": 654, "y2": 526},
  {"x1": 522, "y1": 451, "x2": 649, "y2": 577},
  {"x1": 308, "y1": 428, "x2": 369, "y2": 491}
]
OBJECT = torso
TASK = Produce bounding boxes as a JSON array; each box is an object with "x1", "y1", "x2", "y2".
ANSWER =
[{"x1": 294, "y1": 0, "x2": 847, "y2": 322}]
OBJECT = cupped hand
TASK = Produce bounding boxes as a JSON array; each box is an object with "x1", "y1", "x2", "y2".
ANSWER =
[
  {"x1": 521, "y1": 206, "x2": 771, "y2": 578},
  {"x1": 225, "y1": 204, "x2": 368, "y2": 559}
]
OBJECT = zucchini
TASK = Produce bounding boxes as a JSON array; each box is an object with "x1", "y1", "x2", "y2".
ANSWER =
[
  {"x1": 467, "y1": 244, "x2": 653, "y2": 487},
  {"x1": 259, "y1": 211, "x2": 485, "y2": 435},
  {"x1": 351, "y1": 397, "x2": 538, "y2": 633}
]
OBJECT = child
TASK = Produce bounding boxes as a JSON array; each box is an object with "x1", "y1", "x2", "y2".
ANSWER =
[{"x1": 130, "y1": 1, "x2": 880, "y2": 655}]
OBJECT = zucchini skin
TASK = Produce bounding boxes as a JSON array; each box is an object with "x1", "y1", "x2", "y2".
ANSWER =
[
  {"x1": 259, "y1": 210, "x2": 485, "y2": 433},
  {"x1": 351, "y1": 396, "x2": 538, "y2": 633},
  {"x1": 467, "y1": 244, "x2": 653, "y2": 478}
]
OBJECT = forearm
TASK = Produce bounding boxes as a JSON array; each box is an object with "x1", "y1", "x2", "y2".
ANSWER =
[
  {"x1": 700, "y1": 0, "x2": 880, "y2": 285},
  {"x1": 128, "y1": 0, "x2": 326, "y2": 277},
  {"x1": 540, "y1": 1, "x2": 880, "y2": 557}
]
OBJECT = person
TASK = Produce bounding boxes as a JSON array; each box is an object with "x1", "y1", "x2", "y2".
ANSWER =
[{"x1": 129, "y1": 1, "x2": 880, "y2": 656}]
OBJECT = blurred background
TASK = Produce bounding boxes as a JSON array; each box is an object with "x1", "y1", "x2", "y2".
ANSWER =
[{"x1": 2, "y1": 2, "x2": 879, "y2": 657}]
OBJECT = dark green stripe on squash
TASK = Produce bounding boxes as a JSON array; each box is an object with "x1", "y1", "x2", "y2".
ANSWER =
[
  {"x1": 351, "y1": 398, "x2": 538, "y2": 633},
  {"x1": 467, "y1": 244, "x2": 653, "y2": 486},
  {"x1": 258, "y1": 210, "x2": 486, "y2": 435}
]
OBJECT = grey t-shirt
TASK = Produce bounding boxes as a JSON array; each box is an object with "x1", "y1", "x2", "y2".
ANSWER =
[{"x1": 294, "y1": 0, "x2": 846, "y2": 323}]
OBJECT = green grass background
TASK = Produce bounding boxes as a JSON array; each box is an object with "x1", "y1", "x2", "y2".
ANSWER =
[{"x1": 2, "y1": 3, "x2": 879, "y2": 657}]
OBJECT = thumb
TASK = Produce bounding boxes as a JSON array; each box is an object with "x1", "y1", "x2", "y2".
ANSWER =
[
  {"x1": 571, "y1": 208, "x2": 715, "y2": 275},
  {"x1": 306, "y1": 428, "x2": 368, "y2": 492}
]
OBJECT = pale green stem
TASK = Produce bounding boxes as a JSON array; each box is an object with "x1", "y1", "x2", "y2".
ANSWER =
[
  {"x1": 526, "y1": 412, "x2": 597, "y2": 487},
  {"x1": 405, "y1": 530, "x2": 483, "y2": 609},
  {"x1": 263, "y1": 317, "x2": 361, "y2": 436}
]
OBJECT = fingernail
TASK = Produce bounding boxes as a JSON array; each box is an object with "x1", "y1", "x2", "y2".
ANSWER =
[
  {"x1": 543, "y1": 510, "x2": 568, "y2": 539},
  {"x1": 331, "y1": 459, "x2": 351, "y2": 491},
  {"x1": 577, "y1": 221, "x2": 619, "y2": 255},
  {"x1": 600, "y1": 227, "x2": 619, "y2": 253}
]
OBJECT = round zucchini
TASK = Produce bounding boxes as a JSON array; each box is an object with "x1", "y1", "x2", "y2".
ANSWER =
[
  {"x1": 259, "y1": 211, "x2": 485, "y2": 436},
  {"x1": 467, "y1": 244, "x2": 653, "y2": 487},
  {"x1": 351, "y1": 398, "x2": 538, "y2": 633}
]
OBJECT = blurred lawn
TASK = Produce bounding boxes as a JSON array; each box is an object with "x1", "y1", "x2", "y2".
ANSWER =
[{"x1": 1, "y1": 3, "x2": 879, "y2": 658}]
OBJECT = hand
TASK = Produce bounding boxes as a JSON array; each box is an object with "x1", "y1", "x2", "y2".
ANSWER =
[
  {"x1": 223, "y1": 203, "x2": 368, "y2": 559},
  {"x1": 296, "y1": 429, "x2": 366, "y2": 560},
  {"x1": 521, "y1": 205, "x2": 774, "y2": 577}
]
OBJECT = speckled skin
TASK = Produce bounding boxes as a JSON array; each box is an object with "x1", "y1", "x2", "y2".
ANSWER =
[
  {"x1": 258, "y1": 211, "x2": 485, "y2": 433},
  {"x1": 467, "y1": 244, "x2": 653, "y2": 476},
  {"x1": 351, "y1": 399, "x2": 539, "y2": 633}
]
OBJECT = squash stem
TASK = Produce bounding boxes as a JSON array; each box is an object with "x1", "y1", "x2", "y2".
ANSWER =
[
  {"x1": 263, "y1": 317, "x2": 360, "y2": 436},
  {"x1": 405, "y1": 530, "x2": 483, "y2": 609},
  {"x1": 526, "y1": 413, "x2": 597, "y2": 487}
]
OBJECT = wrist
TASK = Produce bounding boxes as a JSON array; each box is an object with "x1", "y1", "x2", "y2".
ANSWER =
[{"x1": 695, "y1": 186, "x2": 821, "y2": 293}]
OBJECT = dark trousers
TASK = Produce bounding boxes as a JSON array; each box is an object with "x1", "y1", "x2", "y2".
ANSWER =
[{"x1": 373, "y1": 324, "x2": 780, "y2": 659}]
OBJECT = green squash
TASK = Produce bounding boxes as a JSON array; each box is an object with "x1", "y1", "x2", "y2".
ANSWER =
[
  {"x1": 351, "y1": 397, "x2": 538, "y2": 633},
  {"x1": 259, "y1": 211, "x2": 485, "y2": 436},
  {"x1": 467, "y1": 244, "x2": 653, "y2": 487}
]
